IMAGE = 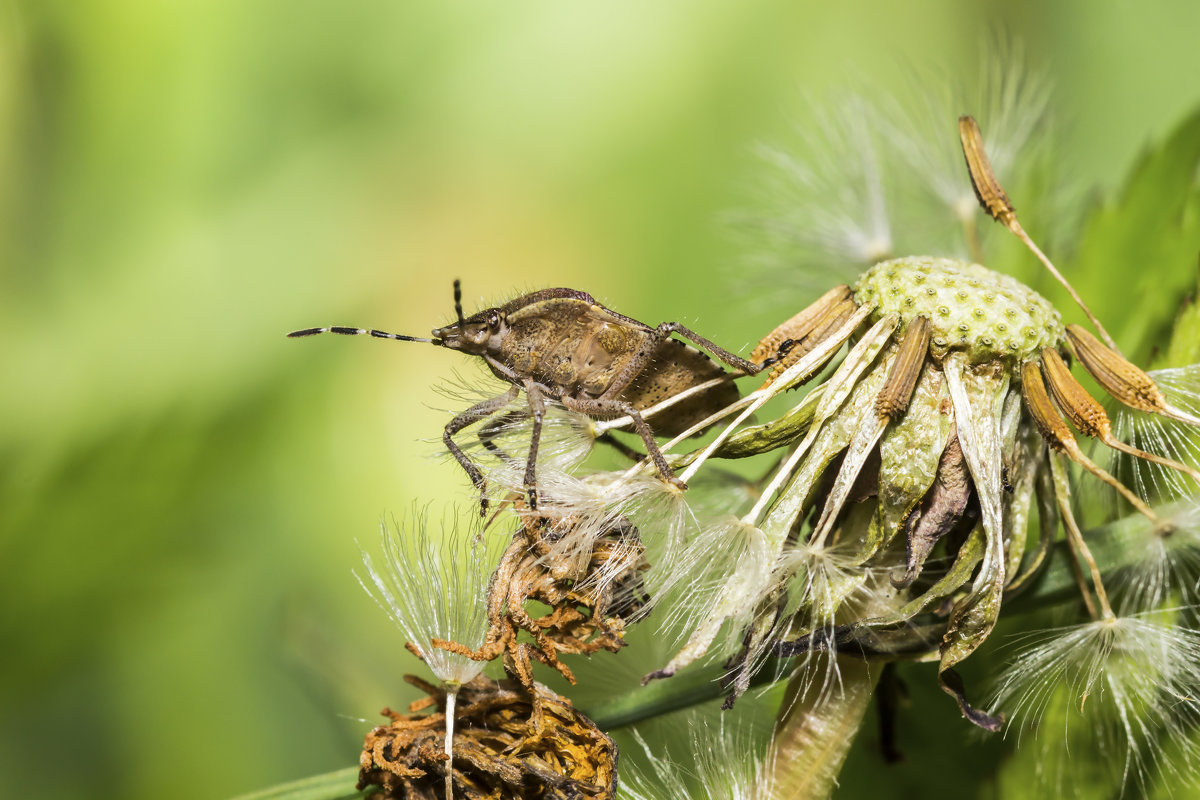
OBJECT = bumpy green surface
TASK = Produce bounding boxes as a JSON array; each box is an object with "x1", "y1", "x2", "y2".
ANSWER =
[{"x1": 853, "y1": 256, "x2": 1065, "y2": 366}]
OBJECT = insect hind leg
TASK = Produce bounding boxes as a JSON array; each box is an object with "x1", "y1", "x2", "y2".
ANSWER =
[
  {"x1": 652, "y1": 321, "x2": 761, "y2": 375},
  {"x1": 561, "y1": 395, "x2": 684, "y2": 490},
  {"x1": 595, "y1": 431, "x2": 647, "y2": 464},
  {"x1": 522, "y1": 380, "x2": 547, "y2": 511}
]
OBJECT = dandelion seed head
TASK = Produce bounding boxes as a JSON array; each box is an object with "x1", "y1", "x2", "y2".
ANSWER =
[
  {"x1": 1105, "y1": 501, "x2": 1200, "y2": 612},
  {"x1": 752, "y1": 93, "x2": 895, "y2": 275},
  {"x1": 888, "y1": 44, "x2": 1052, "y2": 225},
  {"x1": 742, "y1": 42, "x2": 1053, "y2": 306},
  {"x1": 646, "y1": 516, "x2": 777, "y2": 667}
]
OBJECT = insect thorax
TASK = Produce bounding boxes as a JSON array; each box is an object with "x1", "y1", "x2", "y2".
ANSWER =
[{"x1": 497, "y1": 298, "x2": 650, "y2": 397}]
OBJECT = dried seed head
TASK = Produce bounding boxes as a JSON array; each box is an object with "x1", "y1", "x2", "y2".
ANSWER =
[
  {"x1": 1066, "y1": 323, "x2": 1169, "y2": 414},
  {"x1": 854, "y1": 256, "x2": 1063, "y2": 365},
  {"x1": 433, "y1": 509, "x2": 649, "y2": 689}
]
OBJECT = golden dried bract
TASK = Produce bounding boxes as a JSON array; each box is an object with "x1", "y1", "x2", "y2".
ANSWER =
[{"x1": 357, "y1": 674, "x2": 618, "y2": 800}]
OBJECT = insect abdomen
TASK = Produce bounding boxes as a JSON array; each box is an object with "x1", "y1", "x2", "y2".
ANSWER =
[{"x1": 620, "y1": 338, "x2": 738, "y2": 437}]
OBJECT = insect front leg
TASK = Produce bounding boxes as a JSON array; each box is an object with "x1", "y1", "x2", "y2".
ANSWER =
[
  {"x1": 561, "y1": 395, "x2": 686, "y2": 490},
  {"x1": 444, "y1": 384, "x2": 520, "y2": 514},
  {"x1": 522, "y1": 379, "x2": 546, "y2": 510}
]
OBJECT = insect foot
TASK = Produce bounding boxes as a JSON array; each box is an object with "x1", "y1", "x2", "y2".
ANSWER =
[{"x1": 291, "y1": 280, "x2": 773, "y2": 512}]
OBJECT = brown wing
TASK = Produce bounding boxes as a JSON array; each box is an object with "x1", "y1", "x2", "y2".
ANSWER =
[
  {"x1": 500, "y1": 297, "x2": 650, "y2": 396},
  {"x1": 619, "y1": 338, "x2": 739, "y2": 437}
]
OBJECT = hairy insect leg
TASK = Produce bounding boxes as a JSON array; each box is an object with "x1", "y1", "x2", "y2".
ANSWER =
[
  {"x1": 652, "y1": 321, "x2": 762, "y2": 375},
  {"x1": 444, "y1": 384, "x2": 520, "y2": 514},
  {"x1": 523, "y1": 380, "x2": 546, "y2": 510},
  {"x1": 562, "y1": 395, "x2": 685, "y2": 490},
  {"x1": 594, "y1": 431, "x2": 646, "y2": 464},
  {"x1": 478, "y1": 409, "x2": 528, "y2": 463}
]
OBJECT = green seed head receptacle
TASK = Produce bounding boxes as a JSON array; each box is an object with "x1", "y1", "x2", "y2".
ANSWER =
[{"x1": 853, "y1": 256, "x2": 1064, "y2": 366}]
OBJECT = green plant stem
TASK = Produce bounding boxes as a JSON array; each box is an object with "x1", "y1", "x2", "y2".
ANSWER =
[
  {"x1": 585, "y1": 664, "x2": 727, "y2": 729},
  {"x1": 768, "y1": 655, "x2": 879, "y2": 800},
  {"x1": 230, "y1": 766, "x2": 362, "y2": 800}
]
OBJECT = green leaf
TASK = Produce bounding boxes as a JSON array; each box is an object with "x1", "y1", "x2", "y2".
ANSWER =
[
  {"x1": 1066, "y1": 108, "x2": 1200, "y2": 361},
  {"x1": 230, "y1": 767, "x2": 363, "y2": 800},
  {"x1": 1162, "y1": 270, "x2": 1200, "y2": 367}
]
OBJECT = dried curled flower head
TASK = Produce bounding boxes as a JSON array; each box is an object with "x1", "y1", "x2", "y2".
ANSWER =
[
  {"x1": 433, "y1": 506, "x2": 649, "y2": 691},
  {"x1": 358, "y1": 672, "x2": 618, "y2": 800}
]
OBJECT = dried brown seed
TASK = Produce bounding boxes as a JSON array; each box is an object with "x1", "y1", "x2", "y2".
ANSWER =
[
  {"x1": 1021, "y1": 360, "x2": 1158, "y2": 520},
  {"x1": 877, "y1": 316, "x2": 932, "y2": 418},
  {"x1": 752, "y1": 287, "x2": 861, "y2": 387},
  {"x1": 750, "y1": 284, "x2": 853, "y2": 364},
  {"x1": 958, "y1": 116, "x2": 1016, "y2": 228},
  {"x1": 1044, "y1": 344, "x2": 1200, "y2": 485},
  {"x1": 1066, "y1": 323, "x2": 1168, "y2": 414},
  {"x1": 960, "y1": 116, "x2": 1117, "y2": 350},
  {"x1": 1040, "y1": 347, "x2": 1112, "y2": 439},
  {"x1": 1021, "y1": 360, "x2": 1075, "y2": 451}
]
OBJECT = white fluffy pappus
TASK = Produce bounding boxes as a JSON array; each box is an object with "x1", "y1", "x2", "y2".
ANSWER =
[
  {"x1": 1098, "y1": 501, "x2": 1200, "y2": 613},
  {"x1": 1111, "y1": 365, "x2": 1200, "y2": 505},
  {"x1": 739, "y1": 38, "x2": 1053, "y2": 300},
  {"x1": 619, "y1": 718, "x2": 777, "y2": 800},
  {"x1": 988, "y1": 612, "x2": 1200, "y2": 793},
  {"x1": 356, "y1": 504, "x2": 506, "y2": 687}
]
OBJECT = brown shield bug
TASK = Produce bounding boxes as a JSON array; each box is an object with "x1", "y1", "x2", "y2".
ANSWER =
[{"x1": 289, "y1": 281, "x2": 788, "y2": 510}]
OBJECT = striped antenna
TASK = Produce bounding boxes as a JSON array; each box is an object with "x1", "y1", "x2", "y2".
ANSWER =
[
  {"x1": 286, "y1": 326, "x2": 435, "y2": 343},
  {"x1": 453, "y1": 279, "x2": 466, "y2": 330}
]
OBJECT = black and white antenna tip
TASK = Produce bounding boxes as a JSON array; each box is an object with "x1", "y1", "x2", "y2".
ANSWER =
[{"x1": 286, "y1": 326, "x2": 434, "y2": 343}]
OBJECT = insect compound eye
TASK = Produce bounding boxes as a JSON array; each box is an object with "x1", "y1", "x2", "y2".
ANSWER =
[{"x1": 487, "y1": 311, "x2": 501, "y2": 330}]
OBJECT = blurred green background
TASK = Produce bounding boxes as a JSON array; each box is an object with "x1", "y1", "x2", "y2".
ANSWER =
[{"x1": 3, "y1": 2, "x2": 1200, "y2": 798}]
